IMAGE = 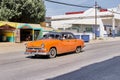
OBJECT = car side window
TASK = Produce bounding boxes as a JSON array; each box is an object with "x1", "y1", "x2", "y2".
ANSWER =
[
  {"x1": 55, "y1": 34, "x2": 61, "y2": 39},
  {"x1": 62, "y1": 34, "x2": 68, "y2": 39},
  {"x1": 68, "y1": 34, "x2": 73, "y2": 39},
  {"x1": 49, "y1": 34, "x2": 55, "y2": 39},
  {"x1": 43, "y1": 34, "x2": 48, "y2": 39},
  {"x1": 67, "y1": 33, "x2": 76, "y2": 39}
]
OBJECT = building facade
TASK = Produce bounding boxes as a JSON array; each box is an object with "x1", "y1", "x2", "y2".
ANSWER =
[
  {"x1": 51, "y1": 5, "x2": 120, "y2": 39},
  {"x1": 0, "y1": 21, "x2": 53, "y2": 42}
]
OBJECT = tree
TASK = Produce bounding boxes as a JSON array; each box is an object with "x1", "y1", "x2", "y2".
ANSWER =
[{"x1": 0, "y1": 0, "x2": 46, "y2": 23}]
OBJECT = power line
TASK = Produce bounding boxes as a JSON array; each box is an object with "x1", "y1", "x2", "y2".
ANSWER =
[
  {"x1": 45, "y1": 0, "x2": 93, "y2": 8},
  {"x1": 45, "y1": 0, "x2": 120, "y2": 14}
]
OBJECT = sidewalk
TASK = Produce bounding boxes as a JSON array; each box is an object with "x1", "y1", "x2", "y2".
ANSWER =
[
  {"x1": 88, "y1": 37, "x2": 120, "y2": 44},
  {"x1": 0, "y1": 42, "x2": 26, "y2": 54}
]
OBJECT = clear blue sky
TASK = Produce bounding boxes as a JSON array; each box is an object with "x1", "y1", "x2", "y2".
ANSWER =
[{"x1": 45, "y1": 0, "x2": 120, "y2": 16}]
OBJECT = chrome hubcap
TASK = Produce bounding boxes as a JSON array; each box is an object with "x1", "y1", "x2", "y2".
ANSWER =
[
  {"x1": 49, "y1": 48, "x2": 56, "y2": 58},
  {"x1": 76, "y1": 47, "x2": 81, "y2": 53}
]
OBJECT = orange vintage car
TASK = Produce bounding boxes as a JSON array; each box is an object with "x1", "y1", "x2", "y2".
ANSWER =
[{"x1": 25, "y1": 32, "x2": 85, "y2": 58}]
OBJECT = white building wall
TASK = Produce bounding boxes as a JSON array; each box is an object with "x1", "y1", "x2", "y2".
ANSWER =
[
  {"x1": 52, "y1": 17, "x2": 110, "y2": 38},
  {"x1": 98, "y1": 18, "x2": 106, "y2": 37},
  {"x1": 52, "y1": 18, "x2": 101, "y2": 29},
  {"x1": 52, "y1": 18, "x2": 102, "y2": 39},
  {"x1": 52, "y1": 20, "x2": 77, "y2": 29}
]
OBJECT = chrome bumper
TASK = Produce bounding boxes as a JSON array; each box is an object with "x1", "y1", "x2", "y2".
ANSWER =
[
  {"x1": 24, "y1": 52, "x2": 48, "y2": 56},
  {"x1": 24, "y1": 47, "x2": 48, "y2": 56}
]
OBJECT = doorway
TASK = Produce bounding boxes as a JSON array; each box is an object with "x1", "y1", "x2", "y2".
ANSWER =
[{"x1": 20, "y1": 29, "x2": 32, "y2": 41}]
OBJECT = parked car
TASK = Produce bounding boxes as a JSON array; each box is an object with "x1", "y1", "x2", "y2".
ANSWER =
[{"x1": 25, "y1": 32, "x2": 85, "y2": 58}]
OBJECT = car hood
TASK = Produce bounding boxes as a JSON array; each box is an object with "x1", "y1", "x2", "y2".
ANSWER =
[{"x1": 26, "y1": 39, "x2": 56, "y2": 48}]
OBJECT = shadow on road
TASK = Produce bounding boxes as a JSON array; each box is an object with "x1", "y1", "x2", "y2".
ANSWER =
[
  {"x1": 26, "y1": 55, "x2": 49, "y2": 59},
  {"x1": 26, "y1": 51, "x2": 84, "y2": 59},
  {"x1": 46, "y1": 56, "x2": 120, "y2": 80}
]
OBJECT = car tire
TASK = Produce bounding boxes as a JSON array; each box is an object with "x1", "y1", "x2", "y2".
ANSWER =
[
  {"x1": 75, "y1": 46, "x2": 82, "y2": 53},
  {"x1": 48, "y1": 48, "x2": 57, "y2": 58}
]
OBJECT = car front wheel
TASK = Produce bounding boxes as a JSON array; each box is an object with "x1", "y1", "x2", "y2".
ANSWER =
[
  {"x1": 48, "y1": 48, "x2": 57, "y2": 58},
  {"x1": 75, "y1": 46, "x2": 82, "y2": 53}
]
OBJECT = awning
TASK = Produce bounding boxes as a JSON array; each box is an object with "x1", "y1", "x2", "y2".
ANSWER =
[
  {"x1": 17, "y1": 23, "x2": 42, "y2": 30},
  {"x1": 0, "y1": 21, "x2": 18, "y2": 28},
  {"x1": 0, "y1": 24, "x2": 16, "y2": 30}
]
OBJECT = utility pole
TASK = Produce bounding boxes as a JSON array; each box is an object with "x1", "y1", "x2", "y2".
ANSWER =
[
  {"x1": 112, "y1": 10, "x2": 115, "y2": 38},
  {"x1": 94, "y1": 1, "x2": 97, "y2": 39}
]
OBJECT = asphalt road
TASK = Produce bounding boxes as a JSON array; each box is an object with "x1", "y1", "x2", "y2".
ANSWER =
[{"x1": 0, "y1": 41, "x2": 120, "y2": 80}]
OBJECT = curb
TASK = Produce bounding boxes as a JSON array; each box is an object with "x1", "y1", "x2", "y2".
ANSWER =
[{"x1": 87, "y1": 37, "x2": 120, "y2": 44}]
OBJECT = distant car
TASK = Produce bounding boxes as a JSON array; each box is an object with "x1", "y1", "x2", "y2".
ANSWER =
[{"x1": 25, "y1": 32, "x2": 85, "y2": 58}]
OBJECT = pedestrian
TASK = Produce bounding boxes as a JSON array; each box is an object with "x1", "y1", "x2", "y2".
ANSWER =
[{"x1": 109, "y1": 28, "x2": 112, "y2": 37}]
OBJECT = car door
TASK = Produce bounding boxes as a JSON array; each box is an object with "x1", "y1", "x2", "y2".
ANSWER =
[
  {"x1": 67, "y1": 33, "x2": 77, "y2": 52},
  {"x1": 57, "y1": 34, "x2": 70, "y2": 54}
]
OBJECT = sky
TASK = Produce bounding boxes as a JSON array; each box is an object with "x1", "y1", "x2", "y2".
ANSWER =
[{"x1": 44, "y1": 0, "x2": 120, "y2": 17}]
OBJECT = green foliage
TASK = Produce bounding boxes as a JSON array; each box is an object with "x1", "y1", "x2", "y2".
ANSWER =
[{"x1": 0, "y1": 0, "x2": 46, "y2": 23}]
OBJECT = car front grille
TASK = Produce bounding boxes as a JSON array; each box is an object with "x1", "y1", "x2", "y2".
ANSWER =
[{"x1": 27, "y1": 47, "x2": 41, "y2": 50}]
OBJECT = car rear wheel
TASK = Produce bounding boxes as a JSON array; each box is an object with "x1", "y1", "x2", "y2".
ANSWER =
[
  {"x1": 75, "y1": 46, "x2": 82, "y2": 53},
  {"x1": 48, "y1": 48, "x2": 57, "y2": 58}
]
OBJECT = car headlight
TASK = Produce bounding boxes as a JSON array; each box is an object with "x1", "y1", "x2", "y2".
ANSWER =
[{"x1": 41, "y1": 43, "x2": 45, "y2": 48}]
